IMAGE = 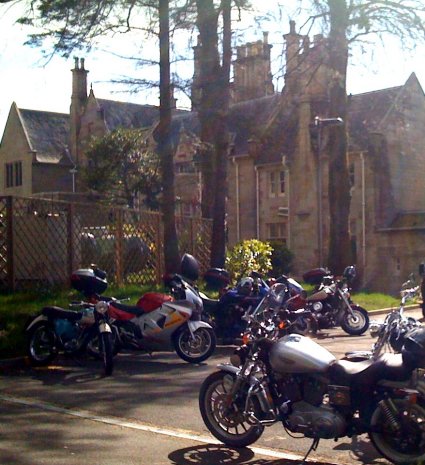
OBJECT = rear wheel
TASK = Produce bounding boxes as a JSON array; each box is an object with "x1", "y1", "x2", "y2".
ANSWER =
[
  {"x1": 27, "y1": 322, "x2": 57, "y2": 366},
  {"x1": 199, "y1": 371, "x2": 264, "y2": 447},
  {"x1": 369, "y1": 398, "x2": 425, "y2": 464},
  {"x1": 340, "y1": 305, "x2": 369, "y2": 335},
  {"x1": 174, "y1": 326, "x2": 216, "y2": 363},
  {"x1": 100, "y1": 332, "x2": 113, "y2": 376}
]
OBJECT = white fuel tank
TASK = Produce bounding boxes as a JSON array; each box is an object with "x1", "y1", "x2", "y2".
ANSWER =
[{"x1": 269, "y1": 334, "x2": 336, "y2": 373}]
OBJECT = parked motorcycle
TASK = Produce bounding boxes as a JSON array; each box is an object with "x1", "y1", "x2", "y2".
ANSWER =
[
  {"x1": 77, "y1": 255, "x2": 216, "y2": 364},
  {"x1": 201, "y1": 270, "x2": 306, "y2": 342},
  {"x1": 199, "y1": 282, "x2": 425, "y2": 464},
  {"x1": 26, "y1": 300, "x2": 114, "y2": 376},
  {"x1": 345, "y1": 279, "x2": 421, "y2": 361},
  {"x1": 289, "y1": 265, "x2": 369, "y2": 335}
]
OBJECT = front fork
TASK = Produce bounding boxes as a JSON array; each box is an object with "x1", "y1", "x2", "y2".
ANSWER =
[{"x1": 338, "y1": 288, "x2": 356, "y2": 318}]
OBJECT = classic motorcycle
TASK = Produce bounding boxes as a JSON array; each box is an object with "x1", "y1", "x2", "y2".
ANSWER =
[
  {"x1": 345, "y1": 279, "x2": 421, "y2": 361},
  {"x1": 26, "y1": 300, "x2": 114, "y2": 376},
  {"x1": 290, "y1": 265, "x2": 369, "y2": 335},
  {"x1": 199, "y1": 282, "x2": 425, "y2": 464}
]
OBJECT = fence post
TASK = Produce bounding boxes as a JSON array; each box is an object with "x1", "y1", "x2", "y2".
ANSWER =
[
  {"x1": 115, "y1": 208, "x2": 124, "y2": 286},
  {"x1": 155, "y1": 213, "x2": 163, "y2": 284},
  {"x1": 6, "y1": 196, "x2": 15, "y2": 291},
  {"x1": 67, "y1": 203, "x2": 75, "y2": 280}
]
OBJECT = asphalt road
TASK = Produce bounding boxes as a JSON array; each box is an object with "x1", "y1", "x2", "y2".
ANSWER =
[{"x1": 0, "y1": 308, "x2": 422, "y2": 465}]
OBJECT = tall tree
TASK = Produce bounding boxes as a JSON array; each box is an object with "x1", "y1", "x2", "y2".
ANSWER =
[
  {"x1": 11, "y1": 0, "x2": 181, "y2": 272},
  {"x1": 195, "y1": 0, "x2": 232, "y2": 267}
]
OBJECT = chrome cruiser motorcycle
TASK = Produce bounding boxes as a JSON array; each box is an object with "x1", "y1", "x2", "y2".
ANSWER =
[{"x1": 199, "y1": 283, "x2": 425, "y2": 465}]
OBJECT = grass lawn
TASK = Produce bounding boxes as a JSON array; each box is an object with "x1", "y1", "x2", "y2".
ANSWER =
[{"x1": 0, "y1": 284, "x2": 415, "y2": 359}]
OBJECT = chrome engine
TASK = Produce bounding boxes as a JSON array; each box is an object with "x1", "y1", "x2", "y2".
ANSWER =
[{"x1": 286, "y1": 401, "x2": 347, "y2": 439}]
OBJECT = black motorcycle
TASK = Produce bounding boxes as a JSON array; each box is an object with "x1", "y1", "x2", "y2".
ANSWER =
[{"x1": 291, "y1": 265, "x2": 369, "y2": 335}]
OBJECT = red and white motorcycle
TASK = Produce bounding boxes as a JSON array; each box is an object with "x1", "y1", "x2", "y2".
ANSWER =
[{"x1": 106, "y1": 273, "x2": 216, "y2": 363}]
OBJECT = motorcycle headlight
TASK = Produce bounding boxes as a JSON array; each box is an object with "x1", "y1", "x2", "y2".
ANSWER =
[
  {"x1": 95, "y1": 301, "x2": 109, "y2": 314},
  {"x1": 369, "y1": 321, "x2": 382, "y2": 338}
]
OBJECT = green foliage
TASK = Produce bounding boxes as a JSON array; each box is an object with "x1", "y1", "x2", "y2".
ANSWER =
[
  {"x1": 82, "y1": 128, "x2": 161, "y2": 209},
  {"x1": 269, "y1": 240, "x2": 294, "y2": 276},
  {"x1": 225, "y1": 239, "x2": 272, "y2": 282}
]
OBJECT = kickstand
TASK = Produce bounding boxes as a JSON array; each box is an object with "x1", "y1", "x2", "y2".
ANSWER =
[{"x1": 301, "y1": 438, "x2": 320, "y2": 464}]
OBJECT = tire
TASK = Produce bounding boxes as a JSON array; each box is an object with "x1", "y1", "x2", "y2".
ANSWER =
[
  {"x1": 87, "y1": 330, "x2": 119, "y2": 360},
  {"x1": 369, "y1": 398, "x2": 425, "y2": 464},
  {"x1": 174, "y1": 326, "x2": 216, "y2": 363},
  {"x1": 340, "y1": 305, "x2": 369, "y2": 335},
  {"x1": 99, "y1": 332, "x2": 113, "y2": 376},
  {"x1": 199, "y1": 371, "x2": 264, "y2": 447},
  {"x1": 27, "y1": 321, "x2": 57, "y2": 366}
]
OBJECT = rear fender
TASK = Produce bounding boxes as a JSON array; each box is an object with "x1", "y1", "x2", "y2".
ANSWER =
[{"x1": 26, "y1": 314, "x2": 48, "y2": 332}]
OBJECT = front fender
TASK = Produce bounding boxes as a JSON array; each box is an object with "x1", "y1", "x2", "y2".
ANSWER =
[
  {"x1": 187, "y1": 320, "x2": 213, "y2": 334},
  {"x1": 216, "y1": 363, "x2": 240, "y2": 375}
]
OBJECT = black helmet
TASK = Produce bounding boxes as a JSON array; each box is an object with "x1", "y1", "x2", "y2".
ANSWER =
[
  {"x1": 402, "y1": 327, "x2": 425, "y2": 368},
  {"x1": 180, "y1": 253, "x2": 200, "y2": 281}
]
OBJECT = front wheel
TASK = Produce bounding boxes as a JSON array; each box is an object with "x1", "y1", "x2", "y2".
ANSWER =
[
  {"x1": 369, "y1": 398, "x2": 425, "y2": 464},
  {"x1": 99, "y1": 332, "x2": 113, "y2": 376},
  {"x1": 340, "y1": 305, "x2": 369, "y2": 335},
  {"x1": 27, "y1": 321, "x2": 57, "y2": 366},
  {"x1": 199, "y1": 371, "x2": 264, "y2": 447},
  {"x1": 174, "y1": 326, "x2": 216, "y2": 363}
]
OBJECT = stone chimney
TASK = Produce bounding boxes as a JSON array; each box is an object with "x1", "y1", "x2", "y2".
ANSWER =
[
  {"x1": 283, "y1": 20, "x2": 303, "y2": 96},
  {"x1": 70, "y1": 57, "x2": 88, "y2": 166},
  {"x1": 232, "y1": 32, "x2": 274, "y2": 103}
]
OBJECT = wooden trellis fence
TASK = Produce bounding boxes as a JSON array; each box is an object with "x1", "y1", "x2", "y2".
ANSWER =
[{"x1": 0, "y1": 196, "x2": 212, "y2": 291}]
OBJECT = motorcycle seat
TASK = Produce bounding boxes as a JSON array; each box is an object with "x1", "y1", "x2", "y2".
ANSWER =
[
  {"x1": 201, "y1": 295, "x2": 219, "y2": 310},
  {"x1": 42, "y1": 306, "x2": 83, "y2": 322},
  {"x1": 109, "y1": 301, "x2": 145, "y2": 316},
  {"x1": 329, "y1": 353, "x2": 412, "y2": 387}
]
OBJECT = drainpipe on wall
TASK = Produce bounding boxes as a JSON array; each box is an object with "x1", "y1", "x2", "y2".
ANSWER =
[
  {"x1": 232, "y1": 157, "x2": 240, "y2": 242},
  {"x1": 255, "y1": 166, "x2": 260, "y2": 239},
  {"x1": 360, "y1": 151, "x2": 366, "y2": 286}
]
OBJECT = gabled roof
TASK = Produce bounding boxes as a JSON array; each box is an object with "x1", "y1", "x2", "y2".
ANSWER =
[
  {"x1": 18, "y1": 108, "x2": 72, "y2": 164},
  {"x1": 97, "y1": 99, "x2": 188, "y2": 131},
  {"x1": 347, "y1": 86, "x2": 402, "y2": 151},
  {"x1": 347, "y1": 73, "x2": 423, "y2": 152}
]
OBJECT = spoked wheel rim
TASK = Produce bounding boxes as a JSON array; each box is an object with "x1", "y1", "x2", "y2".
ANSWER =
[
  {"x1": 29, "y1": 325, "x2": 56, "y2": 363},
  {"x1": 205, "y1": 374, "x2": 259, "y2": 440}
]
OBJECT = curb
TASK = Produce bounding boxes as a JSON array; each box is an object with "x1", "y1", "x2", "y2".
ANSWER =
[
  {"x1": 0, "y1": 356, "x2": 30, "y2": 372},
  {"x1": 367, "y1": 304, "x2": 420, "y2": 316}
]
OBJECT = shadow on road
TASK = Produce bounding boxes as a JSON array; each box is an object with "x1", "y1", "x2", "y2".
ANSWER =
[{"x1": 169, "y1": 444, "x2": 337, "y2": 465}]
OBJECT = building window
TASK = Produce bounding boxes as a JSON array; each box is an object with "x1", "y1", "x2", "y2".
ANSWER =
[
  {"x1": 269, "y1": 170, "x2": 285, "y2": 197},
  {"x1": 5, "y1": 161, "x2": 23, "y2": 188},
  {"x1": 267, "y1": 222, "x2": 287, "y2": 241}
]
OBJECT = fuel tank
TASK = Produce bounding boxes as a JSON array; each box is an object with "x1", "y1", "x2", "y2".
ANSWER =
[{"x1": 269, "y1": 334, "x2": 336, "y2": 373}]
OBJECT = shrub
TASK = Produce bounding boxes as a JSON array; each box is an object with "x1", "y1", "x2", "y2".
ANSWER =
[
  {"x1": 269, "y1": 240, "x2": 294, "y2": 276},
  {"x1": 225, "y1": 239, "x2": 272, "y2": 282}
]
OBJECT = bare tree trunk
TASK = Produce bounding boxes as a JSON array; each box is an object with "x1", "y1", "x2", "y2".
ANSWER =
[
  {"x1": 196, "y1": 0, "x2": 231, "y2": 268},
  {"x1": 157, "y1": 0, "x2": 180, "y2": 273},
  {"x1": 326, "y1": 0, "x2": 353, "y2": 274}
]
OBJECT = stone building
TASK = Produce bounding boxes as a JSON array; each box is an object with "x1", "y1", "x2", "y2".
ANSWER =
[{"x1": 1, "y1": 23, "x2": 425, "y2": 293}]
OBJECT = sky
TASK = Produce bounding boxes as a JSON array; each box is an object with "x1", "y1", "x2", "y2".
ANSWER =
[{"x1": 1, "y1": 1, "x2": 425, "y2": 137}]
